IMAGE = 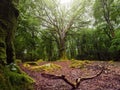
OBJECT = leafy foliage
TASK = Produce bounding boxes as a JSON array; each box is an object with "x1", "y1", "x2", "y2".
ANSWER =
[{"x1": 14, "y1": 0, "x2": 120, "y2": 61}]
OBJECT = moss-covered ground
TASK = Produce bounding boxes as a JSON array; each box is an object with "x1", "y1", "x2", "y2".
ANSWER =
[
  {"x1": 20, "y1": 60, "x2": 120, "y2": 90},
  {"x1": 0, "y1": 64, "x2": 34, "y2": 90}
]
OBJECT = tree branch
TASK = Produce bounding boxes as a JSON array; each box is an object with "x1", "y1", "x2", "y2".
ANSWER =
[
  {"x1": 41, "y1": 73, "x2": 75, "y2": 89},
  {"x1": 41, "y1": 66, "x2": 104, "y2": 90},
  {"x1": 75, "y1": 67, "x2": 104, "y2": 89}
]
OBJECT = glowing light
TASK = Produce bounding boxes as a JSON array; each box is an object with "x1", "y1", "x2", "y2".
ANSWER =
[{"x1": 60, "y1": 0, "x2": 72, "y2": 5}]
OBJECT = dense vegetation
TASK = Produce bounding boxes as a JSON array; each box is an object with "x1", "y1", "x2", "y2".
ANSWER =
[
  {"x1": 0, "y1": 0, "x2": 120, "y2": 90},
  {"x1": 0, "y1": 1, "x2": 34, "y2": 90},
  {"x1": 0, "y1": 64, "x2": 34, "y2": 90},
  {"x1": 15, "y1": 0, "x2": 120, "y2": 61}
]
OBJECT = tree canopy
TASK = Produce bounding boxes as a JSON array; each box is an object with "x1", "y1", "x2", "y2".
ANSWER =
[{"x1": 15, "y1": 0, "x2": 120, "y2": 61}]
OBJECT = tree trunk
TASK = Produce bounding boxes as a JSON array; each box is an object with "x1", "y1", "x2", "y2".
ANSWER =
[
  {"x1": 59, "y1": 38, "x2": 67, "y2": 60},
  {"x1": 101, "y1": 0, "x2": 115, "y2": 39},
  {"x1": 0, "y1": 0, "x2": 19, "y2": 65}
]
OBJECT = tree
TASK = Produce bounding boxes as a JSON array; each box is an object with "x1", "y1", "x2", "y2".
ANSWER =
[
  {"x1": 15, "y1": 0, "x2": 41, "y2": 61},
  {"x1": 110, "y1": 30, "x2": 120, "y2": 60},
  {"x1": 33, "y1": 0, "x2": 90, "y2": 59},
  {"x1": 93, "y1": 0, "x2": 120, "y2": 39},
  {"x1": 0, "y1": 0, "x2": 19, "y2": 65}
]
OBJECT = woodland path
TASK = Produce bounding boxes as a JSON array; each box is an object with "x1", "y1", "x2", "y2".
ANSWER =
[{"x1": 20, "y1": 61, "x2": 120, "y2": 90}]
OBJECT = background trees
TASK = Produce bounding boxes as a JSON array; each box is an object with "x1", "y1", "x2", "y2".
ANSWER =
[
  {"x1": 15, "y1": 0, "x2": 120, "y2": 61},
  {"x1": 93, "y1": 0, "x2": 120, "y2": 60},
  {"x1": 32, "y1": 0, "x2": 91, "y2": 59},
  {"x1": 93, "y1": 0, "x2": 120, "y2": 39},
  {"x1": 15, "y1": 0, "x2": 41, "y2": 61}
]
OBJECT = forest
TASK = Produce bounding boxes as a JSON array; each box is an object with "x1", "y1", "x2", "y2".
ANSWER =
[
  {"x1": 16, "y1": 0, "x2": 120, "y2": 61},
  {"x1": 0, "y1": 0, "x2": 120, "y2": 90}
]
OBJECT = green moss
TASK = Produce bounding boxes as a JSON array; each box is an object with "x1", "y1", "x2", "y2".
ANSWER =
[
  {"x1": 70, "y1": 60, "x2": 91, "y2": 69},
  {"x1": 58, "y1": 59, "x2": 69, "y2": 61},
  {"x1": 15, "y1": 59, "x2": 22, "y2": 64},
  {"x1": 0, "y1": 73, "x2": 10, "y2": 90},
  {"x1": 24, "y1": 62, "x2": 38, "y2": 66},
  {"x1": 27, "y1": 63, "x2": 61, "y2": 72},
  {"x1": 8, "y1": 71, "x2": 34, "y2": 90},
  {"x1": 0, "y1": 64, "x2": 34, "y2": 90},
  {"x1": 108, "y1": 60, "x2": 114, "y2": 65},
  {"x1": 36, "y1": 59, "x2": 44, "y2": 63}
]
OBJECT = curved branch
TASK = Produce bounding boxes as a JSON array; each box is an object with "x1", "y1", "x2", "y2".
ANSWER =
[
  {"x1": 41, "y1": 67, "x2": 104, "y2": 90},
  {"x1": 41, "y1": 73, "x2": 75, "y2": 88},
  {"x1": 75, "y1": 67, "x2": 104, "y2": 89}
]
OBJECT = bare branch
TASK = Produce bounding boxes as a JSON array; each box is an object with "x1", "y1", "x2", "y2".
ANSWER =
[
  {"x1": 41, "y1": 73, "x2": 75, "y2": 89},
  {"x1": 75, "y1": 67, "x2": 104, "y2": 89},
  {"x1": 41, "y1": 66, "x2": 104, "y2": 90}
]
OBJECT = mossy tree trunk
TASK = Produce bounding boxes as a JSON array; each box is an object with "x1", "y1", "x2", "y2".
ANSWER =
[
  {"x1": 58, "y1": 36, "x2": 68, "y2": 60},
  {"x1": 0, "y1": 0, "x2": 19, "y2": 65}
]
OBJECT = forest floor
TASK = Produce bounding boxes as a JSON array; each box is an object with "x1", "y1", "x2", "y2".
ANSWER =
[{"x1": 19, "y1": 60, "x2": 120, "y2": 90}]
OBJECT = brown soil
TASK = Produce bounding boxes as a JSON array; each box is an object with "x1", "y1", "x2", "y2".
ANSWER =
[{"x1": 19, "y1": 60, "x2": 120, "y2": 90}]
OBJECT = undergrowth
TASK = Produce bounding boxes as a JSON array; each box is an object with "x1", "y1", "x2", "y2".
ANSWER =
[
  {"x1": 23, "y1": 62, "x2": 61, "y2": 72},
  {"x1": 0, "y1": 64, "x2": 34, "y2": 90},
  {"x1": 70, "y1": 60, "x2": 91, "y2": 69}
]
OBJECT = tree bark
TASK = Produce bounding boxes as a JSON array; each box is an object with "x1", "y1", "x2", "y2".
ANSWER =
[
  {"x1": 59, "y1": 37, "x2": 67, "y2": 60},
  {"x1": 0, "y1": 0, "x2": 19, "y2": 65}
]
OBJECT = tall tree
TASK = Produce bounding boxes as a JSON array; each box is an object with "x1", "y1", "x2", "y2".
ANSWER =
[
  {"x1": 0, "y1": 0, "x2": 19, "y2": 65},
  {"x1": 15, "y1": 0, "x2": 41, "y2": 60},
  {"x1": 93, "y1": 0, "x2": 120, "y2": 39},
  {"x1": 33, "y1": 0, "x2": 89, "y2": 59}
]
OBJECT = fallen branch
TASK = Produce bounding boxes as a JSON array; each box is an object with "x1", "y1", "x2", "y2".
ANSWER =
[
  {"x1": 41, "y1": 73, "x2": 75, "y2": 88},
  {"x1": 75, "y1": 67, "x2": 104, "y2": 89},
  {"x1": 41, "y1": 67, "x2": 104, "y2": 90}
]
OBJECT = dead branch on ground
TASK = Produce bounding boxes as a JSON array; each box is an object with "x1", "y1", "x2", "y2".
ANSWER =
[{"x1": 41, "y1": 67, "x2": 104, "y2": 90}]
